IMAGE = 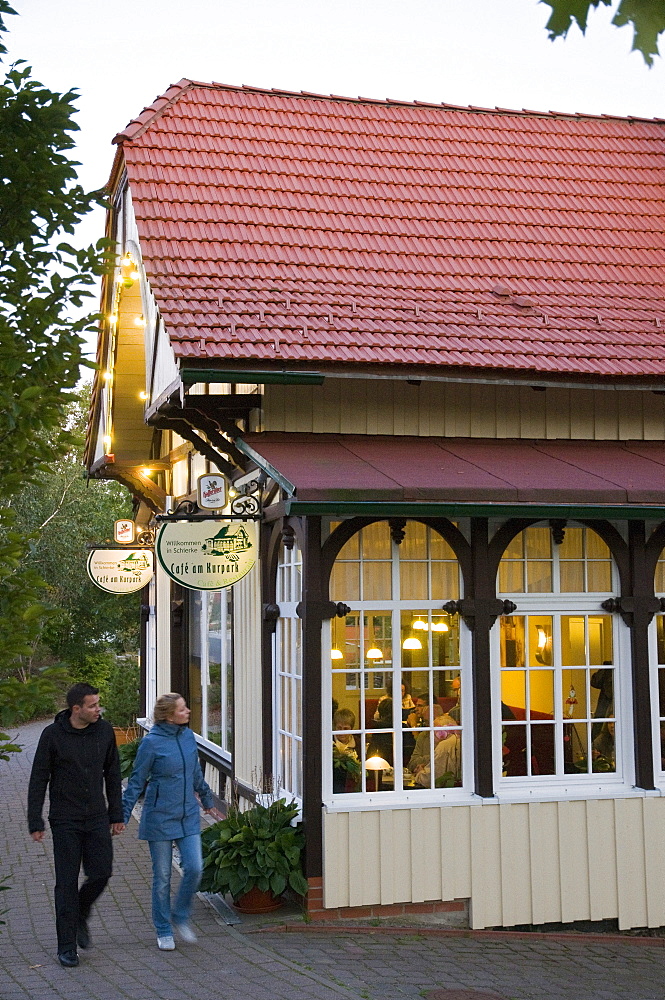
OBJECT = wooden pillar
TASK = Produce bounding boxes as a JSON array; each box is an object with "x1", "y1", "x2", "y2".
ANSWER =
[
  {"x1": 298, "y1": 516, "x2": 324, "y2": 880},
  {"x1": 139, "y1": 583, "x2": 150, "y2": 717},
  {"x1": 626, "y1": 521, "x2": 657, "y2": 790},
  {"x1": 468, "y1": 518, "x2": 496, "y2": 799}
]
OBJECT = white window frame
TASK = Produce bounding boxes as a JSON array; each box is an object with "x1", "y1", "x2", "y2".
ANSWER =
[
  {"x1": 189, "y1": 589, "x2": 233, "y2": 761},
  {"x1": 273, "y1": 542, "x2": 303, "y2": 803},
  {"x1": 323, "y1": 522, "x2": 473, "y2": 810},
  {"x1": 494, "y1": 526, "x2": 634, "y2": 801}
]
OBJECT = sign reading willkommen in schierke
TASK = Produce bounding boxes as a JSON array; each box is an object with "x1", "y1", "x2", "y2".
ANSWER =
[
  {"x1": 87, "y1": 549, "x2": 154, "y2": 594},
  {"x1": 156, "y1": 520, "x2": 257, "y2": 591}
]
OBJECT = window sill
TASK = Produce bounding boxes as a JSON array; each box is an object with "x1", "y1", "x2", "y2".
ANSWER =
[{"x1": 324, "y1": 788, "x2": 478, "y2": 812}]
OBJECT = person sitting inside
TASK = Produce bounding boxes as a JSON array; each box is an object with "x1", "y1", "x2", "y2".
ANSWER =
[
  {"x1": 413, "y1": 724, "x2": 460, "y2": 787},
  {"x1": 367, "y1": 697, "x2": 394, "y2": 766},
  {"x1": 408, "y1": 700, "x2": 458, "y2": 775},
  {"x1": 374, "y1": 678, "x2": 414, "y2": 722},
  {"x1": 592, "y1": 720, "x2": 615, "y2": 770},
  {"x1": 333, "y1": 708, "x2": 359, "y2": 757}
]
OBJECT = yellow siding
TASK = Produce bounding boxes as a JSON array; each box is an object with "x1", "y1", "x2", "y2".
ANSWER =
[
  {"x1": 322, "y1": 796, "x2": 665, "y2": 928},
  {"x1": 232, "y1": 566, "x2": 263, "y2": 785},
  {"x1": 263, "y1": 381, "x2": 665, "y2": 441}
]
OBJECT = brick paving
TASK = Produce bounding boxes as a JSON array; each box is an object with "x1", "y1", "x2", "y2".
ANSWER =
[{"x1": 1, "y1": 720, "x2": 665, "y2": 1000}]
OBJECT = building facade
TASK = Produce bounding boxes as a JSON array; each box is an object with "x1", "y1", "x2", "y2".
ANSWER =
[{"x1": 85, "y1": 81, "x2": 665, "y2": 928}]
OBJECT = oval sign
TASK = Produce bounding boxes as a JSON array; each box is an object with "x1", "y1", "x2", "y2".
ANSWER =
[
  {"x1": 156, "y1": 520, "x2": 256, "y2": 591},
  {"x1": 87, "y1": 549, "x2": 154, "y2": 594}
]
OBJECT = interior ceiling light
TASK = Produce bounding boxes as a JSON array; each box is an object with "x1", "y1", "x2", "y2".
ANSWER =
[
  {"x1": 102, "y1": 371, "x2": 112, "y2": 380},
  {"x1": 430, "y1": 622, "x2": 449, "y2": 632},
  {"x1": 141, "y1": 468, "x2": 153, "y2": 477},
  {"x1": 537, "y1": 627, "x2": 548, "y2": 650},
  {"x1": 330, "y1": 649, "x2": 343, "y2": 660},
  {"x1": 402, "y1": 637, "x2": 422, "y2": 650},
  {"x1": 412, "y1": 619, "x2": 428, "y2": 630},
  {"x1": 139, "y1": 391, "x2": 149, "y2": 400},
  {"x1": 366, "y1": 647, "x2": 383, "y2": 659},
  {"x1": 134, "y1": 315, "x2": 146, "y2": 326}
]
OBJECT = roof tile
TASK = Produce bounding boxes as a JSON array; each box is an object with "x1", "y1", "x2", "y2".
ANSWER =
[{"x1": 115, "y1": 83, "x2": 665, "y2": 378}]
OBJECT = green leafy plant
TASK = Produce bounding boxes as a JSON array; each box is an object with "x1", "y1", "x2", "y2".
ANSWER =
[
  {"x1": 0, "y1": 730, "x2": 21, "y2": 762},
  {"x1": 102, "y1": 654, "x2": 139, "y2": 728},
  {"x1": 332, "y1": 744, "x2": 361, "y2": 780},
  {"x1": 117, "y1": 733, "x2": 142, "y2": 780},
  {"x1": 0, "y1": 665, "x2": 69, "y2": 726},
  {"x1": 200, "y1": 798, "x2": 308, "y2": 901}
]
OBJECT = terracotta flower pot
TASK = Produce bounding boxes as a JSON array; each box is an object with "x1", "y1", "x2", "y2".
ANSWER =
[
  {"x1": 233, "y1": 886, "x2": 283, "y2": 913},
  {"x1": 113, "y1": 725, "x2": 139, "y2": 746}
]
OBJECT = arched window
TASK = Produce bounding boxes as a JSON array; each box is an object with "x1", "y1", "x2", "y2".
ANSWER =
[
  {"x1": 326, "y1": 520, "x2": 467, "y2": 799},
  {"x1": 497, "y1": 524, "x2": 622, "y2": 785},
  {"x1": 274, "y1": 540, "x2": 303, "y2": 799}
]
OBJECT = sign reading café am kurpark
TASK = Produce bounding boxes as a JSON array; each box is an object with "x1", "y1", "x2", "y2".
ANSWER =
[
  {"x1": 156, "y1": 520, "x2": 257, "y2": 591},
  {"x1": 87, "y1": 549, "x2": 154, "y2": 594}
]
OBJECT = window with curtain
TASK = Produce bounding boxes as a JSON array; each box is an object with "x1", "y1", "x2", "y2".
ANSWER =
[
  {"x1": 327, "y1": 520, "x2": 466, "y2": 799},
  {"x1": 497, "y1": 525, "x2": 621, "y2": 784}
]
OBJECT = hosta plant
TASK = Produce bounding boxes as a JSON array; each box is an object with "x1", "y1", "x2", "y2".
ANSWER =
[{"x1": 200, "y1": 797, "x2": 308, "y2": 900}]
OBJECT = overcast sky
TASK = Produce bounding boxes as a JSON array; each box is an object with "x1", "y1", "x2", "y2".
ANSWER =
[{"x1": 5, "y1": 0, "x2": 664, "y2": 355}]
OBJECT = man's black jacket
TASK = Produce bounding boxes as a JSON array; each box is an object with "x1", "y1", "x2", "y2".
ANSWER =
[{"x1": 27, "y1": 710, "x2": 123, "y2": 832}]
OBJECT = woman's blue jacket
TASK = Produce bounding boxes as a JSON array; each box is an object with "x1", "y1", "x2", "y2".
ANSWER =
[{"x1": 122, "y1": 721, "x2": 214, "y2": 841}]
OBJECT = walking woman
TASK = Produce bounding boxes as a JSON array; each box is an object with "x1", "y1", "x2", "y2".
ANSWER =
[{"x1": 122, "y1": 693, "x2": 215, "y2": 950}]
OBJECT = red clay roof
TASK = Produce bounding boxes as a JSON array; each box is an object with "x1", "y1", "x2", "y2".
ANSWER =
[
  {"x1": 113, "y1": 81, "x2": 665, "y2": 379},
  {"x1": 241, "y1": 434, "x2": 665, "y2": 505}
]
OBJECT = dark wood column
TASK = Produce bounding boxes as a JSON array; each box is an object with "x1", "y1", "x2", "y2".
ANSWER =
[
  {"x1": 297, "y1": 516, "x2": 325, "y2": 880},
  {"x1": 170, "y1": 582, "x2": 188, "y2": 699},
  {"x1": 468, "y1": 518, "x2": 497, "y2": 798},
  {"x1": 624, "y1": 521, "x2": 657, "y2": 790},
  {"x1": 139, "y1": 584, "x2": 150, "y2": 717}
]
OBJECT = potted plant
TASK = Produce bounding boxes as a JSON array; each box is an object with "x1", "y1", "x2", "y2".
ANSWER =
[
  {"x1": 332, "y1": 744, "x2": 361, "y2": 793},
  {"x1": 200, "y1": 797, "x2": 308, "y2": 912}
]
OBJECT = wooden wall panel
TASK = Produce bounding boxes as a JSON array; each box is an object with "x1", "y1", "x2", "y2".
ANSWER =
[
  {"x1": 264, "y1": 382, "x2": 665, "y2": 441},
  {"x1": 322, "y1": 797, "x2": 665, "y2": 929},
  {"x1": 615, "y1": 798, "x2": 649, "y2": 929},
  {"x1": 528, "y1": 801, "x2": 562, "y2": 924},
  {"x1": 586, "y1": 798, "x2": 618, "y2": 921}
]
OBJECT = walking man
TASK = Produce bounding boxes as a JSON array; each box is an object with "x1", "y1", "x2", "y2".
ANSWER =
[{"x1": 27, "y1": 683, "x2": 125, "y2": 967}]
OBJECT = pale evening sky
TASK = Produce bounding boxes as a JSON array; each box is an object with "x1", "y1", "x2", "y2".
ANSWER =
[{"x1": 5, "y1": 0, "x2": 664, "y2": 356}]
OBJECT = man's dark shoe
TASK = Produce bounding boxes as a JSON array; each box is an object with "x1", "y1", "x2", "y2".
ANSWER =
[
  {"x1": 57, "y1": 950, "x2": 79, "y2": 967},
  {"x1": 76, "y1": 916, "x2": 90, "y2": 949}
]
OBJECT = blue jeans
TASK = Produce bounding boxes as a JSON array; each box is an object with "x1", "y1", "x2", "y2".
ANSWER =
[{"x1": 148, "y1": 834, "x2": 202, "y2": 936}]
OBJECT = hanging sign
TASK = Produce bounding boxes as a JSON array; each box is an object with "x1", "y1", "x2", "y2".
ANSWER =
[
  {"x1": 114, "y1": 519, "x2": 136, "y2": 544},
  {"x1": 87, "y1": 549, "x2": 154, "y2": 594},
  {"x1": 197, "y1": 473, "x2": 228, "y2": 510},
  {"x1": 156, "y1": 520, "x2": 257, "y2": 591}
]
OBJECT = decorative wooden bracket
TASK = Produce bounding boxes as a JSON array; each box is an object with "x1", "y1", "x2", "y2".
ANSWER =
[
  {"x1": 442, "y1": 598, "x2": 518, "y2": 631},
  {"x1": 295, "y1": 601, "x2": 351, "y2": 621},
  {"x1": 263, "y1": 603, "x2": 281, "y2": 634},
  {"x1": 601, "y1": 595, "x2": 665, "y2": 628}
]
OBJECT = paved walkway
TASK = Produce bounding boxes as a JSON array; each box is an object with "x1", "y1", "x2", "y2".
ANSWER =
[{"x1": 1, "y1": 720, "x2": 665, "y2": 1000}]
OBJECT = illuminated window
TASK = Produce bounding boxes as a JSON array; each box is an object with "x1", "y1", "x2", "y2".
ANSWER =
[{"x1": 274, "y1": 541, "x2": 303, "y2": 799}]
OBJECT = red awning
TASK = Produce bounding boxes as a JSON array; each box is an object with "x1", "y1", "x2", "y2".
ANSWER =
[{"x1": 239, "y1": 434, "x2": 665, "y2": 507}]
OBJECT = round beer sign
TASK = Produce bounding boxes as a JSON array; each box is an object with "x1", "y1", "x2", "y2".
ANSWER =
[
  {"x1": 156, "y1": 520, "x2": 257, "y2": 591},
  {"x1": 87, "y1": 549, "x2": 154, "y2": 594}
]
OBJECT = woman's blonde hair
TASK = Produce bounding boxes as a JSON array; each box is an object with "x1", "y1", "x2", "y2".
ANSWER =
[{"x1": 153, "y1": 692, "x2": 183, "y2": 723}]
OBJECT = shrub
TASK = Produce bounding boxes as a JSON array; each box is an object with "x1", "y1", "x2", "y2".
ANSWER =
[
  {"x1": 0, "y1": 665, "x2": 70, "y2": 727},
  {"x1": 102, "y1": 654, "x2": 139, "y2": 728}
]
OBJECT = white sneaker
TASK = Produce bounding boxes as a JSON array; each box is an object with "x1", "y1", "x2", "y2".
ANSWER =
[
  {"x1": 174, "y1": 923, "x2": 197, "y2": 944},
  {"x1": 157, "y1": 935, "x2": 175, "y2": 950}
]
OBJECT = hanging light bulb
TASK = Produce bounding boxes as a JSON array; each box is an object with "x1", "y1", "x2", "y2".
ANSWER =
[
  {"x1": 402, "y1": 637, "x2": 422, "y2": 650},
  {"x1": 412, "y1": 619, "x2": 428, "y2": 630},
  {"x1": 430, "y1": 622, "x2": 449, "y2": 632},
  {"x1": 366, "y1": 647, "x2": 383, "y2": 659},
  {"x1": 330, "y1": 649, "x2": 343, "y2": 660}
]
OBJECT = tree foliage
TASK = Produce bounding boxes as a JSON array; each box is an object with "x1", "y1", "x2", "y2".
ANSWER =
[
  {"x1": 0, "y1": 1, "x2": 112, "y2": 695},
  {"x1": 541, "y1": 0, "x2": 665, "y2": 65}
]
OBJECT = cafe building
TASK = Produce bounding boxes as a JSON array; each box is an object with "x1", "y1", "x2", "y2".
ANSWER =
[{"x1": 85, "y1": 81, "x2": 665, "y2": 928}]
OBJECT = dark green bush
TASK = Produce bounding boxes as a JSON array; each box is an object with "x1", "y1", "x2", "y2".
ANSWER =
[
  {"x1": 102, "y1": 654, "x2": 139, "y2": 728},
  {"x1": 0, "y1": 665, "x2": 69, "y2": 727}
]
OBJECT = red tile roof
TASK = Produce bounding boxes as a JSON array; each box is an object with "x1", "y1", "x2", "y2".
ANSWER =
[{"x1": 112, "y1": 81, "x2": 665, "y2": 379}]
